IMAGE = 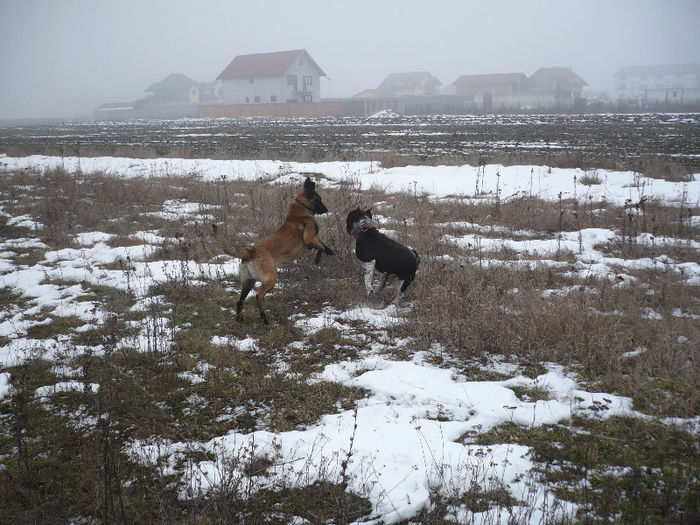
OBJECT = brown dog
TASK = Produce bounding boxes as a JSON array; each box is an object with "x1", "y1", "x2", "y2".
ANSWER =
[{"x1": 213, "y1": 177, "x2": 333, "y2": 324}]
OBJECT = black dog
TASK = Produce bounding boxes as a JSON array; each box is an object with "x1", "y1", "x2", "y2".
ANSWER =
[{"x1": 346, "y1": 208, "x2": 419, "y2": 304}]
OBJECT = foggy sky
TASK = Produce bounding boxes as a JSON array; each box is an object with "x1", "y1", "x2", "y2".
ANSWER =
[{"x1": 1, "y1": 0, "x2": 699, "y2": 120}]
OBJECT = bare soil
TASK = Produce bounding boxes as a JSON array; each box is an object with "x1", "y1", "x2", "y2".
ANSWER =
[{"x1": 1, "y1": 113, "x2": 699, "y2": 171}]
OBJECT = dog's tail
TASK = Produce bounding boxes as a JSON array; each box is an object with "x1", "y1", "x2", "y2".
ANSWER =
[{"x1": 212, "y1": 224, "x2": 252, "y2": 260}]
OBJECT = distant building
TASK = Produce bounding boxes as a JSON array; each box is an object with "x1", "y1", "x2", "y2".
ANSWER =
[
  {"x1": 144, "y1": 73, "x2": 220, "y2": 106},
  {"x1": 349, "y1": 71, "x2": 474, "y2": 115},
  {"x1": 582, "y1": 89, "x2": 612, "y2": 109},
  {"x1": 95, "y1": 73, "x2": 219, "y2": 120},
  {"x1": 144, "y1": 73, "x2": 199, "y2": 104},
  {"x1": 354, "y1": 72, "x2": 441, "y2": 99},
  {"x1": 216, "y1": 49, "x2": 325, "y2": 105},
  {"x1": 451, "y1": 73, "x2": 527, "y2": 96},
  {"x1": 446, "y1": 67, "x2": 586, "y2": 111},
  {"x1": 529, "y1": 67, "x2": 586, "y2": 102},
  {"x1": 376, "y1": 72, "x2": 441, "y2": 97},
  {"x1": 615, "y1": 64, "x2": 700, "y2": 107},
  {"x1": 450, "y1": 73, "x2": 527, "y2": 110}
]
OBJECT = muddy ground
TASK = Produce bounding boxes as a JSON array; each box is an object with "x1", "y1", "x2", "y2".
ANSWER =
[{"x1": 1, "y1": 113, "x2": 698, "y2": 170}]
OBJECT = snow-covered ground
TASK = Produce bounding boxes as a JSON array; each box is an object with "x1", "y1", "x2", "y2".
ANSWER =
[
  {"x1": 1, "y1": 154, "x2": 698, "y2": 523},
  {"x1": 2, "y1": 153, "x2": 699, "y2": 207}
]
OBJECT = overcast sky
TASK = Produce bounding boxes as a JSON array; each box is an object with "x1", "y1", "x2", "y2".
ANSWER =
[{"x1": 1, "y1": 0, "x2": 698, "y2": 120}]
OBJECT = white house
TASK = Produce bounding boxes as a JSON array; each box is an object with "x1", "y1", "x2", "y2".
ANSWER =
[
  {"x1": 615, "y1": 64, "x2": 700, "y2": 106},
  {"x1": 216, "y1": 49, "x2": 325, "y2": 105}
]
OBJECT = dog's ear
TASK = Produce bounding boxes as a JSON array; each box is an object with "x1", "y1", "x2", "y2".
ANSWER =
[
  {"x1": 303, "y1": 177, "x2": 315, "y2": 197},
  {"x1": 365, "y1": 208, "x2": 373, "y2": 218}
]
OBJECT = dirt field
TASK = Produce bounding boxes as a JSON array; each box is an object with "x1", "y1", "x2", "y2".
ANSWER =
[{"x1": 1, "y1": 113, "x2": 699, "y2": 170}]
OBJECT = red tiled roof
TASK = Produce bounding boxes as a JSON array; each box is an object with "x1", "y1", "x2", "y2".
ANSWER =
[
  {"x1": 217, "y1": 49, "x2": 326, "y2": 80},
  {"x1": 529, "y1": 67, "x2": 587, "y2": 87}
]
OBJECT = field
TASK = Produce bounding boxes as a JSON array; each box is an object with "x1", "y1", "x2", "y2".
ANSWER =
[
  {"x1": 2, "y1": 113, "x2": 699, "y2": 171},
  {"x1": 0, "y1": 114, "x2": 699, "y2": 524}
]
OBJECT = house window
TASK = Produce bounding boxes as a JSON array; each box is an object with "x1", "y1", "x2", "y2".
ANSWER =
[
  {"x1": 287, "y1": 75, "x2": 297, "y2": 88},
  {"x1": 271, "y1": 95, "x2": 277, "y2": 102},
  {"x1": 245, "y1": 97, "x2": 249, "y2": 103},
  {"x1": 249, "y1": 77, "x2": 254, "y2": 83},
  {"x1": 304, "y1": 76, "x2": 313, "y2": 86},
  {"x1": 254, "y1": 96, "x2": 260, "y2": 103},
  {"x1": 303, "y1": 94, "x2": 312, "y2": 103}
]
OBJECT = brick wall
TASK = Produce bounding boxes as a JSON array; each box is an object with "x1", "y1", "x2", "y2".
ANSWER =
[{"x1": 199, "y1": 101, "x2": 367, "y2": 118}]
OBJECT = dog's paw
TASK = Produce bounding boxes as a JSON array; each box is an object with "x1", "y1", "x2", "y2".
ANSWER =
[
  {"x1": 212, "y1": 223, "x2": 219, "y2": 234},
  {"x1": 367, "y1": 289, "x2": 375, "y2": 298},
  {"x1": 324, "y1": 246, "x2": 334, "y2": 256}
]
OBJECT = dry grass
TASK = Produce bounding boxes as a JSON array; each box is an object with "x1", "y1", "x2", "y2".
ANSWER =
[{"x1": 0, "y1": 164, "x2": 698, "y2": 523}]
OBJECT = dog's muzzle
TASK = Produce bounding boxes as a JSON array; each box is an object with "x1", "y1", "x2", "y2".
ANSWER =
[{"x1": 349, "y1": 217, "x2": 378, "y2": 237}]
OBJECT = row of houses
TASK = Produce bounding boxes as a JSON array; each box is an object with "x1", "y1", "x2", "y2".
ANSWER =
[
  {"x1": 354, "y1": 67, "x2": 589, "y2": 112},
  {"x1": 95, "y1": 49, "x2": 700, "y2": 119}
]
